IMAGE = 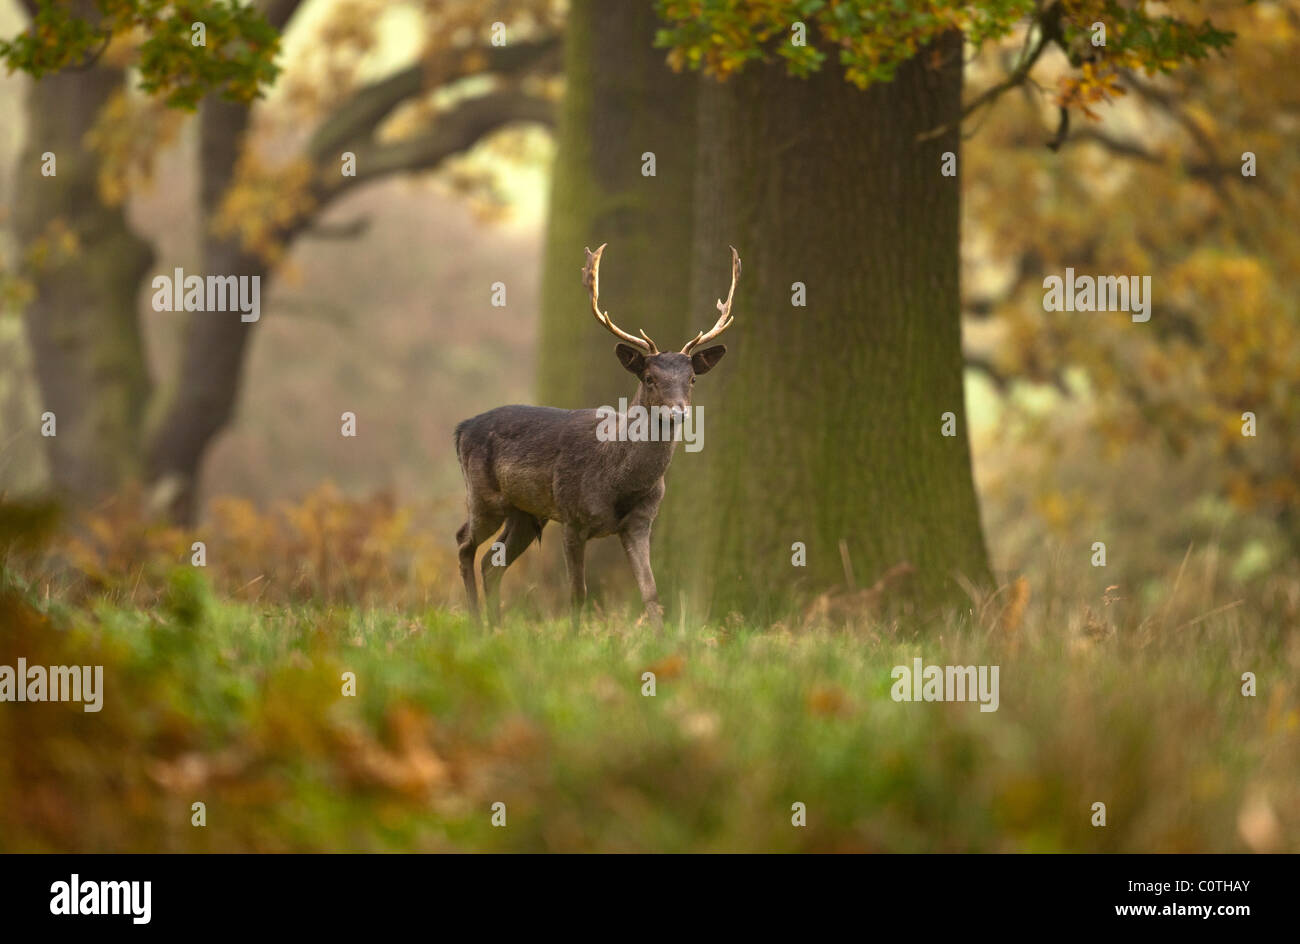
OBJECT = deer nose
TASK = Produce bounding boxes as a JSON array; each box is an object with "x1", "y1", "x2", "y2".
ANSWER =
[{"x1": 667, "y1": 405, "x2": 689, "y2": 423}]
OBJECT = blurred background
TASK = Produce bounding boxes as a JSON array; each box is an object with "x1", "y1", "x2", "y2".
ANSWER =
[{"x1": 0, "y1": 0, "x2": 1296, "y2": 619}]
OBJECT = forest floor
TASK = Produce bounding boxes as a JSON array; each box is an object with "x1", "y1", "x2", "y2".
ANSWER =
[{"x1": 2, "y1": 570, "x2": 1295, "y2": 853}]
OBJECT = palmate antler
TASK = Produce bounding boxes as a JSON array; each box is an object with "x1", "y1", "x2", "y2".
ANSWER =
[
  {"x1": 582, "y1": 243, "x2": 659, "y2": 354},
  {"x1": 681, "y1": 245, "x2": 740, "y2": 354}
]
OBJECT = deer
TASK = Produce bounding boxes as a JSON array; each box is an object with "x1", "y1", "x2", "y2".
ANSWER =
[{"x1": 454, "y1": 243, "x2": 740, "y2": 630}]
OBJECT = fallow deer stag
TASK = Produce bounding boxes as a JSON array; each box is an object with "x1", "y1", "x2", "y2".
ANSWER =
[{"x1": 454, "y1": 244, "x2": 740, "y2": 629}]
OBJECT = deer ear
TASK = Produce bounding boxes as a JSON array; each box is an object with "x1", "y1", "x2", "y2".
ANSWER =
[
  {"x1": 615, "y1": 343, "x2": 647, "y2": 375},
  {"x1": 690, "y1": 345, "x2": 727, "y2": 375}
]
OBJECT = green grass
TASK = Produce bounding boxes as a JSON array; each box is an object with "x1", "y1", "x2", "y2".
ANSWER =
[{"x1": 1, "y1": 572, "x2": 1296, "y2": 852}]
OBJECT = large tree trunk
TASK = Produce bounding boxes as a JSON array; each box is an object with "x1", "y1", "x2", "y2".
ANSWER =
[
  {"x1": 536, "y1": 0, "x2": 696, "y2": 410},
  {"x1": 658, "y1": 33, "x2": 992, "y2": 619},
  {"x1": 14, "y1": 64, "x2": 154, "y2": 502},
  {"x1": 145, "y1": 99, "x2": 264, "y2": 524}
]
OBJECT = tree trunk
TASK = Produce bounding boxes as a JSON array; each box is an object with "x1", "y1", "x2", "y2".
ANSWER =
[
  {"x1": 14, "y1": 64, "x2": 154, "y2": 502},
  {"x1": 536, "y1": 0, "x2": 697, "y2": 410},
  {"x1": 145, "y1": 99, "x2": 264, "y2": 524},
  {"x1": 658, "y1": 33, "x2": 992, "y2": 619}
]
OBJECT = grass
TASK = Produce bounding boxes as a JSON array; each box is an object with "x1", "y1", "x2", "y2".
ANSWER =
[{"x1": 1, "y1": 568, "x2": 1296, "y2": 853}]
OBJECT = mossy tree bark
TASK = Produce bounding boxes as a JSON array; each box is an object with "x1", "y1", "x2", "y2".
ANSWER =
[
  {"x1": 536, "y1": 0, "x2": 696, "y2": 410},
  {"x1": 658, "y1": 33, "x2": 992, "y2": 619},
  {"x1": 14, "y1": 64, "x2": 154, "y2": 502}
]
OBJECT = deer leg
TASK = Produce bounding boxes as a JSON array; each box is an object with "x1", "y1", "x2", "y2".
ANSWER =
[
  {"x1": 481, "y1": 510, "x2": 541, "y2": 627},
  {"x1": 457, "y1": 511, "x2": 503, "y2": 624},
  {"x1": 561, "y1": 523, "x2": 587, "y2": 631},
  {"x1": 619, "y1": 524, "x2": 664, "y2": 631}
]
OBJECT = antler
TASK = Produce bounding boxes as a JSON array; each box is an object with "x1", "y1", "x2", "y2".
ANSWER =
[
  {"x1": 582, "y1": 244, "x2": 658, "y2": 354},
  {"x1": 681, "y1": 245, "x2": 740, "y2": 354}
]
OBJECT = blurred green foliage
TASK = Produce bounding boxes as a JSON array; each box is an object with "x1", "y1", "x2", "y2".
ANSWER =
[
  {"x1": 966, "y1": 1, "x2": 1300, "y2": 590},
  {"x1": 0, "y1": 0, "x2": 280, "y2": 108},
  {"x1": 1, "y1": 557, "x2": 1295, "y2": 852}
]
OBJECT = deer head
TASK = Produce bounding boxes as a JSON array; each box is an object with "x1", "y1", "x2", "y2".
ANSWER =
[{"x1": 581, "y1": 243, "x2": 738, "y2": 421}]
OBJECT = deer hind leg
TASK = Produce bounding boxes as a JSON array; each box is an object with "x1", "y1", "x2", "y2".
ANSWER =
[
  {"x1": 481, "y1": 509, "x2": 543, "y2": 626},
  {"x1": 457, "y1": 510, "x2": 504, "y2": 624}
]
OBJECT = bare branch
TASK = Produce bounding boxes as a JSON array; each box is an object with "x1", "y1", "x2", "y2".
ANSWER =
[
  {"x1": 1045, "y1": 105, "x2": 1069, "y2": 151},
  {"x1": 308, "y1": 68, "x2": 425, "y2": 163},
  {"x1": 339, "y1": 91, "x2": 553, "y2": 187},
  {"x1": 308, "y1": 36, "x2": 560, "y2": 162},
  {"x1": 918, "y1": 13, "x2": 1052, "y2": 143},
  {"x1": 1118, "y1": 69, "x2": 1219, "y2": 160},
  {"x1": 279, "y1": 91, "x2": 553, "y2": 246},
  {"x1": 1064, "y1": 126, "x2": 1263, "y2": 190}
]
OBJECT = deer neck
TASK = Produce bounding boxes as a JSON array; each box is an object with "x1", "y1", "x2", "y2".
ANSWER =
[{"x1": 601, "y1": 386, "x2": 677, "y2": 492}]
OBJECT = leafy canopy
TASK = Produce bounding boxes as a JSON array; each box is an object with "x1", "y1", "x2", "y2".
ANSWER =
[
  {"x1": 655, "y1": 1, "x2": 1235, "y2": 112},
  {"x1": 0, "y1": 0, "x2": 281, "y2": 109}
]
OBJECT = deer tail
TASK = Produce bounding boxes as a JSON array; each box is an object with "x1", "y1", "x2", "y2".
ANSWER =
[{"x1": 453, "y1": 420, "x2": 473, "y2": 482}]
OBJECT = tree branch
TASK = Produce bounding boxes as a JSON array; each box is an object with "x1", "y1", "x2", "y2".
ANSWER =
[
  {"x1": 1069, "y1": 126, "x2": 1160, "y2": 163},
  {"x1": 1045, "y1": 105, "x2": 1069, "y2": 151},
  {"x1": 344, "y1": 91, "x2": 554, "y2": 187},
  {"x1": 308, "y1": 67, "x2": 423, "y2": 162},
  {"x1": 1064, "y1": 126, "x2": 1262, "y2": 190},
  {"x1": 64, "y1": 30, "x2": 112, "y2": 72},
  {"x1": 917, "y1": 9, "x2": 1054, "y2": 143},
  {"x1": 1118, "y1": 69, "x2": 1219, "y2": 160},
  {"x1": 308, "y1": 36, "x2": 560, "y2": 162},
  {"x1": 285, "y1": 90, "x2": 554, "y2": 243}
]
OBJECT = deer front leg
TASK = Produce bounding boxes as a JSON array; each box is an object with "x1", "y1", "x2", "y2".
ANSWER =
[
  {"x1": 619, "y1": 524, "x2": 664, "y2": 631},
  {"x1": 561, "y1": 523, "x2": 587, "y2": 631}
]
